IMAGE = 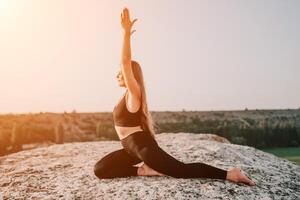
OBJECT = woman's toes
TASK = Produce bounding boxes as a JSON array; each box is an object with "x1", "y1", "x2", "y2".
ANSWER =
[
  {"x1": 241, "y1": 173, "x2": 256, "y2": 186},
  {"x1": 246, "y1": 176, "x2": 256, "y2": 186}
]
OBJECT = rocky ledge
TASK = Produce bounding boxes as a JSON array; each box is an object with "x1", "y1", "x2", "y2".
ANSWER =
[{"x1": 0, "y1": 133, "x2": 299, "y2": 200}]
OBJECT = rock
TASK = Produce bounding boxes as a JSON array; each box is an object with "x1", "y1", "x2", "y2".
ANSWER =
[{"x1": 0, "y1": 133, "x2": 299, "y2": 199}]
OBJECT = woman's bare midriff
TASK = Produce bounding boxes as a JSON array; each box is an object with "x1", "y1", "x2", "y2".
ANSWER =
[{"x1": 115, "y1": 125, "x2": 143, "y2": 140}]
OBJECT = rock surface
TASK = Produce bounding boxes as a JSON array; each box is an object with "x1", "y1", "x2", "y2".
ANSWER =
[{"x1": 0, "y1": 133, "x2": 299, "y2": 200}]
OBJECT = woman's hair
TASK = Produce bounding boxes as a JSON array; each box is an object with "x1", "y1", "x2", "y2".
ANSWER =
[{"x1": 130, "y1": 60, "x2": 156, "y2": 139}]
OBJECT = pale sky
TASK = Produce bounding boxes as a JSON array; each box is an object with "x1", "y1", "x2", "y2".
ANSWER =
[{"x1": 0, "y1": 0, "x2": 299, "y2": 114}]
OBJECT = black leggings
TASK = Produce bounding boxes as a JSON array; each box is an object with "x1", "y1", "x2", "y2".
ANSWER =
[{"x1": 94, "y1": 131, "x2": 227, "y2": 179}]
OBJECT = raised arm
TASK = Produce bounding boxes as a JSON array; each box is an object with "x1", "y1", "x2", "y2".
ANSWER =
[{"x1": 120, "y1": 8, "x2": 141, "y2": 101}]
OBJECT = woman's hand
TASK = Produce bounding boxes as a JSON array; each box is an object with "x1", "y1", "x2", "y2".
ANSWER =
[{"x1": 121, "y1": 7, "x2": 138, "y2": 35}]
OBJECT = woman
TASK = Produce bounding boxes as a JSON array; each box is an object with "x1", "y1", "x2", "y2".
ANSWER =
[{"x1": 94, "y1": 8, "x2": 256, "y2": 186}]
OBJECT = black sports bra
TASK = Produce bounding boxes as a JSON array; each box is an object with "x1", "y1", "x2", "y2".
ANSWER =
[{"x1": 113, "y1": 90, "x2": 142, "y2": 127}]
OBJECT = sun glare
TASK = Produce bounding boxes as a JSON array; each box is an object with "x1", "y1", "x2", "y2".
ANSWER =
[
  {"x1": 0, "y1": 0, "x2": 13, "y2": 12},
  {"x1": 0, "y1": 0, "x2": 8, "y2": 8}
]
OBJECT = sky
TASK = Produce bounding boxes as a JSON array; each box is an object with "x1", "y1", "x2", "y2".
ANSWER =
[{"x1": 0, "y1": 0, "x2": 299, "y2": 114}]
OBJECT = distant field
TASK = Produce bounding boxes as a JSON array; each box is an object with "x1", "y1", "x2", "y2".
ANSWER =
[{"x1": 260, "y1": 147, "x2": 300, "y2": 166}]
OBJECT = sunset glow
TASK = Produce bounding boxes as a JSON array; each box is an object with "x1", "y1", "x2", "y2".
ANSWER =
[{"x1": 0, "y1": 0, "x2": 299, "y2": 114}]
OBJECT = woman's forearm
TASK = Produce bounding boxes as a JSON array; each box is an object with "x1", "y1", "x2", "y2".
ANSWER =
[{"x1": 121, "y1": 31, "x2": 132, "y2": 65}]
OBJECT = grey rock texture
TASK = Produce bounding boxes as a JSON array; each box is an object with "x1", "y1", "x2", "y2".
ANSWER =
[{"x1": 0, "y1": 133, "x2": 299, "y2": 200}]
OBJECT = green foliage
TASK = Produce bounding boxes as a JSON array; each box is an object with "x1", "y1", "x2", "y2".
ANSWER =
[
  {"x1": 243, "y1": 117, "x2": 256, "y2": 126},
  {"x1": 16, "y1": 123, "x2": 55, "y2": 144},
  {"x1": 54, "y1": 123, "x2": 64, "y2": 144},
  {"x1": 231, "y1": 136, "x2": 247, "y2": 145},
  {"x1": 260, "y1": 147, "x2": 300, "y2": 165},
  {"x1": 0, "y1": 129, "x2": 10, "y2": 155},
  {"x1": 96, "y1": 122, "x2": 118, "y2": 140},
  {"x1": 11, "y1": 122, "x2": 23, "y2": 152},
  {"x1": 213, "y1": 112, "x2": 225, "y2": 117},
  {"x1": 79, "y1": 123, "x2": 96, "y2": 133},
  {"x1": 1, "y1": 110, "x2": 299, "y2": 151},
  {"x1": 156, "y1": 115, "x2": 300, "y2": 148}
]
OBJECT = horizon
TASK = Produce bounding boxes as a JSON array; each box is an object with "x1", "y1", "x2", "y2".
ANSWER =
[{"x1": 1, "y1": 107, "x2": 299, "y2": 116}]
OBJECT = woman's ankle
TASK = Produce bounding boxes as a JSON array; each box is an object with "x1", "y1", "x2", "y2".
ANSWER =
[
  {"x1": 137, "y1": 166, "x2": 144, "y2": 176},
  {"x1": 225, "y1": 170, "x2": 229, "y2": 180}
]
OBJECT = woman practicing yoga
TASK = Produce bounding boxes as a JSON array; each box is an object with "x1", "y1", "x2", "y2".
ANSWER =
[{"x1": 94, "y1": 7, "x2": 256, "y2": 186}]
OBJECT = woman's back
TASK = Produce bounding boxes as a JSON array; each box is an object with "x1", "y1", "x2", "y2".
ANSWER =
[{"x1": 113, "y1": 90, "x2": 143, "y2": 140}]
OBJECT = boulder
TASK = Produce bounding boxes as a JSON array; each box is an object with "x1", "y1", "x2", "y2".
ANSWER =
[{"x1": 0, "y1": 133, "x2": 299, "y2": 199}]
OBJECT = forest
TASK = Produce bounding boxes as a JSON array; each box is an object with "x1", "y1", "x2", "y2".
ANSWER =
[{"x1": 0, "y1": 108, "x2": 299, "y2": 156}]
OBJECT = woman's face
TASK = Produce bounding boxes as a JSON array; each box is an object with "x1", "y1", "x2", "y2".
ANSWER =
[{"x1": 116, "y1": 69, "x2": 126, "y2": 87}]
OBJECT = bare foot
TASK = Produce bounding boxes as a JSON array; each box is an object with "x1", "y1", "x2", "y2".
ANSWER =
[
  {"x1": 137, "y1": 163, "x2": 165, "y2": 176},
  {"x1": 226, "y1": 167, "x2": 256, "y2": 186}
]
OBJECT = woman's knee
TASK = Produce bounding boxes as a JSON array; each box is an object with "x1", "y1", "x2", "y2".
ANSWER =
[
  {"x1": 138, "y1": 145, "x2": 157, "y2": 162},
  {"x1": 94, "y1": 160, "x2": 111, "y2": 179},
  {"x1": 138, "y1": 146, "x2": 164, "y2": 170}
]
